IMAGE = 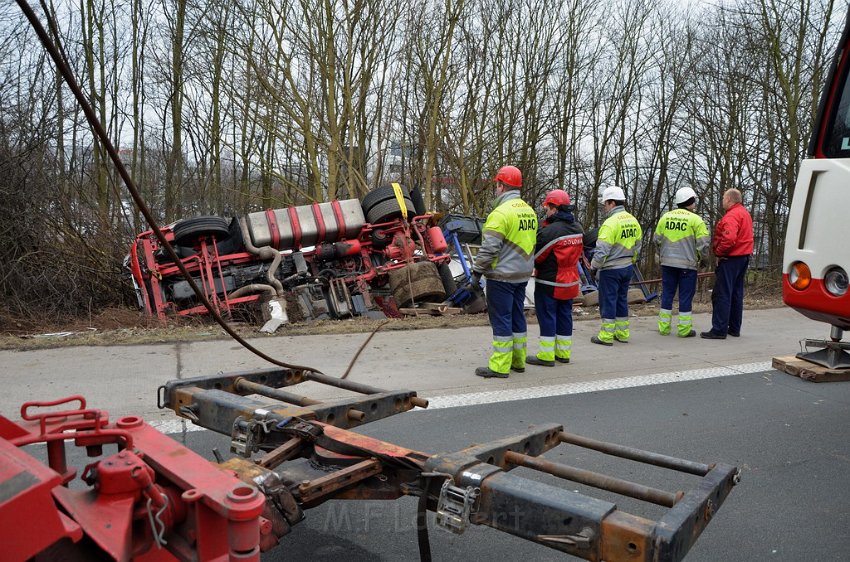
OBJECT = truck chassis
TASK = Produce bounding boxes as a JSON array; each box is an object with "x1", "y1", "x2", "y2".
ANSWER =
[{"x1": 1, "y1": 367, "x2": 738, "y2": 561}]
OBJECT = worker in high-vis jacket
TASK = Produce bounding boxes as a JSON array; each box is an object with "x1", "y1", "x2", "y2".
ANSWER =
[
  {"x1": 470, "y1": 165, "x2": 537, "y2": 378},
  {"x1": 590, "y1": 185, "x2": 642, "y2": 346},
  {"x1": 654, "y1": 187, "x2": 710, "y2": 338}
]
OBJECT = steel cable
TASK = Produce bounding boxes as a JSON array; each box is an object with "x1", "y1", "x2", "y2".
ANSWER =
[{"x1": 16, "y1": 0, "x2": 321, "y2": 374}]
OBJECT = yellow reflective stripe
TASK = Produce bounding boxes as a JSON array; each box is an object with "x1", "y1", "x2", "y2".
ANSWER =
[
  {"x1": 492, "y1": 340, "x2": 513, "y2": 352},
  {"x1": 489, "y1": 350, "x2": 512, "y2": 373},
  {"x1": 391, "y1": 182, "x2": 408, "y2": 220},
  {"x1": 555, "y1": 338, "x2": 572, "y2": 351}
]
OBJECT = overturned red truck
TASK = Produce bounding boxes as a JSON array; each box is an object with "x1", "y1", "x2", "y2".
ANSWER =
[{"x1": 126, "y1": 184, "x2": 459, "y2": 325}]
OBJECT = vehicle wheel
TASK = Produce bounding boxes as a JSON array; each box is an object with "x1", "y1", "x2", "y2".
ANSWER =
[
  {"x1": 388, "y1": 261, "x2": 446, "y2": 307},
  {"x1": 172, "y1": 216, "x2": 231, "y2": 247},
  {"x1": 437, "y1": 263, "x2": 457, "y2": 295},
  {"x1": 366, "y1": 197, "x2": 416, "y2": 224},
  {"x1": 361, "y1": 185, "x2": 416, "y2": 223},
  {"x1": 361, "y1": 184, "x2": 410, "y2": 211}
]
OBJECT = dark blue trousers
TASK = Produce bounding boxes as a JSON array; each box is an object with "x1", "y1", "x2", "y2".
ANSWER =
[
  {"x1": 486, "y1": 279, "x2": 528, "y2": 336},
  {"x1": 711, "y1": 255, "x2": 749, "y2": 335},
  {"x1": 598, "y1": 266, "x2": 632, "y2": 321},
  {"x1": 661, "y1": 266, "x2": 697, "y2": 313},
  {"x1": 533, "y1": 288, "x2": 573, "y2": 338}
]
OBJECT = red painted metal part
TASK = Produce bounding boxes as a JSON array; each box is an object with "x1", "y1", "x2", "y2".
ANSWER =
[
  {"x1": 0, "y1": 398, "x2": 270, "y2": 562},
  {"x1": 128, "y1": 211, "x2": 451, "y2": 322},
  {"x1": 0, "y1": 437, "x2": 84, "y2": 561},
  {"x1": 782, "y1": 273, "x2": 850, "y2": 329}
]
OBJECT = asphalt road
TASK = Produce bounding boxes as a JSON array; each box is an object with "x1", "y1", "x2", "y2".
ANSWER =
[{"x1": 5, "y1": 307, "x2": 850, "y2": 561}]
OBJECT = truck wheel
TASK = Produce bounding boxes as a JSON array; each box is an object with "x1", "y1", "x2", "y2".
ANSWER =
[
  {"x1": 366, "y1": 198, "x2": 416, "y2": 224},
  {"x1": 388, "y1": 261, "x2": 446, "y2": 307},
  {"x1": 361, "y1": 185, "x2": 416, "y2": 223},
  {"x1": 361, "y1": 184, "x2": 410, "y2": 210},
  {"x1": 172, "y1": 216, "x2": 231, "y2": 247}
]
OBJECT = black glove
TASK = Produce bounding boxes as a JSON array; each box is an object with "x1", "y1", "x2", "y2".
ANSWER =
[
  {"x1": 465, "y1": 272, "x2": 483, "y2": 293},
  {"x1": 698, "y1": 257, "x2": 708, "y2": 269}
]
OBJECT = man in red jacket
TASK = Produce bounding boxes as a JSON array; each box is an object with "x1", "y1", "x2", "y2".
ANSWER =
[
  {"x1": 527, "y1": 189, "x2": 584, "y2": 366},
  {"x1": 701, "y1": 189, "x2": 754, "y2": 339}
]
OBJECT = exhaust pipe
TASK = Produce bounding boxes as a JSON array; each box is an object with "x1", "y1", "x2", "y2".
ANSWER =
[{"x1": 239, "y1": 218, "x2": 284, "y2": 295}]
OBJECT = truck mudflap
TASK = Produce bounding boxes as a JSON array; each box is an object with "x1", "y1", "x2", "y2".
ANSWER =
[{"x1": 0, "y1": 371, "x2": 738, "y2": 561}]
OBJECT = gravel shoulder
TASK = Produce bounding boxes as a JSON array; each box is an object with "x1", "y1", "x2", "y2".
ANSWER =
[{"x1": 0, "y1": 288, "x2": 784, "y2": 351}]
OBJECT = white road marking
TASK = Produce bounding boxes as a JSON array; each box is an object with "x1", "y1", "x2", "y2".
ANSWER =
[
  {"x1": 423, "y1": 361, "x2": 774, "y2": 410},
  {"x1": 148, "y1": 361, "x2": 774, "y2": 433}
]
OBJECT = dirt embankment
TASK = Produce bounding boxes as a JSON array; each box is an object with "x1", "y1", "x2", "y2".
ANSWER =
[{"x1": 0, "y1": 285, "x2": 784, "y2": 352}]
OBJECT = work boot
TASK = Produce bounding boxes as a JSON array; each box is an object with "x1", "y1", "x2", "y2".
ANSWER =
[
  {"x1": 680, "y1": 330, "x2": 696, "y2": 338},
  {"x1": 700, "y1": 331, "x2": 726, "y2": 340},
  {"x1": 555, "y1": 357, "x2": 570, "y2": 364},
  {"x1": 511, "y1": 365, "x2": 526, "y2": 373},
  {"x1": 614, "y1": 337, "x2": 629, "y2": 343},
  {"x1": 590, "y1": 336, "x2": 613, "y2": 347},
  {"x1": 475, "y1": 367, "x2": 509, "y2": 378},
  {"x1": 728, "y1": 331, "x2": 740, "y2": 337},
  {"x1": 526, "y1": 356, "x2": 555, "y2": 367}
]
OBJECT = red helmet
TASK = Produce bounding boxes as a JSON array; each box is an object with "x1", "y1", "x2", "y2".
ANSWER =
[
  {"x1": 494, "y1": 165, "x2": 522, "y2": 188},
  {"x1": 543, "y1": 189, "x2": 571, "y2": 208}
]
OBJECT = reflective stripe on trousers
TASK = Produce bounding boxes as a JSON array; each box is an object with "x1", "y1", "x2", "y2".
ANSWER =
[
  {"x1": 555, "y1": 335, "x2": 571, "y2": 360},
  {"x1": 615, "y1": 317, "x2": 630, "y2": 342},
  {"x1": 597, "y1": 318, "x2": 615, "y2": 343},
  {"x1": 489, "y1": 335, "x2": 513, "y2": 373},
  {"x1": 537, "y1": 336, "x2": 555, "y2": 361},
  {"x1": 677, "y1": 312, "x2": 692, "y2": 337},
  {"x1": 512, "y1": 332, "x2": 528, "y2": 368},
  {"x1": 659, "y1": 308, "x2": 692, "y2": 337},
  {"x1": 658, "y1": 308, "x2": 672, "y2": 335}
]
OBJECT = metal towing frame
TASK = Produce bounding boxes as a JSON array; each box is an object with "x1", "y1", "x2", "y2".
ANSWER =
[{"x1": 2, "y1": 369, "x2": 738, "y2": 561}]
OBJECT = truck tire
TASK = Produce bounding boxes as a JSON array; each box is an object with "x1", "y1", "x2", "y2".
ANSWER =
[
  {"x1": 361, "y1": 184, "x2": 410, "y2": 211},
  {"x1": 366, "y1": 197, "x2": 416, "y2": 224},
  {"x1": 362, "y1": 185, "x2": 416, "y2": 223},
  {"x1": 388, "y1": 261, "x2": 446, "y2": 307},
  {"x1": 172, "y1": 216, "x2": 231, "y2": 247}
]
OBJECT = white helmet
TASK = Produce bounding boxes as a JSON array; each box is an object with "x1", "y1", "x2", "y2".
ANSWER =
[
  {"x1": 674, "y1": 187, "x2": 697, "y2": 205},
  {"x1": 601, "y1": 185, "x2": 626, "y2": 202}
]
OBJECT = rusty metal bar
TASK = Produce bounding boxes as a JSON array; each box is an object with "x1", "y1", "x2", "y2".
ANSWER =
[
  {"x1": 237, "y1": 378, "x2": 374, "y2": 422},
  {"x1": 347, "y1": 409, "x2": 366, "y2": 421},
  {"x1": 256, "y1": 437, "x2": 303, "y2": 469},
  {"x1": 297, "y1": 458, "x2": 383, "y2": 503},
  {"x1": 300, "y1": 372, "x2": 428, "y2": 408},
  {"x1": 631, "y1": 271, "x2": 714, "y2": 286},
  {"x1": 558, "y1": 432, "x2": 711, "y2": 476},
  {"x1": 503, "y1": 451, "x2": 682, "y2": 508},
  {"x1": 235, "y1": 378, "x2": 320, "y2": 406}
]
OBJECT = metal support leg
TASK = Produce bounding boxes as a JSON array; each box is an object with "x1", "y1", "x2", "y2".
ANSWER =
[{"x1": 798, "y1": 326, "x2": 850, "y2": 369}]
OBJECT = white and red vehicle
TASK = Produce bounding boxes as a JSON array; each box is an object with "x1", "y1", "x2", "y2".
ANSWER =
[
  {"x1": 783, "y1": 8, "x2": 850, "y2": 367},
  {"x1": 126, "y1": 184, "x2": 457, "y2": 324}
]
